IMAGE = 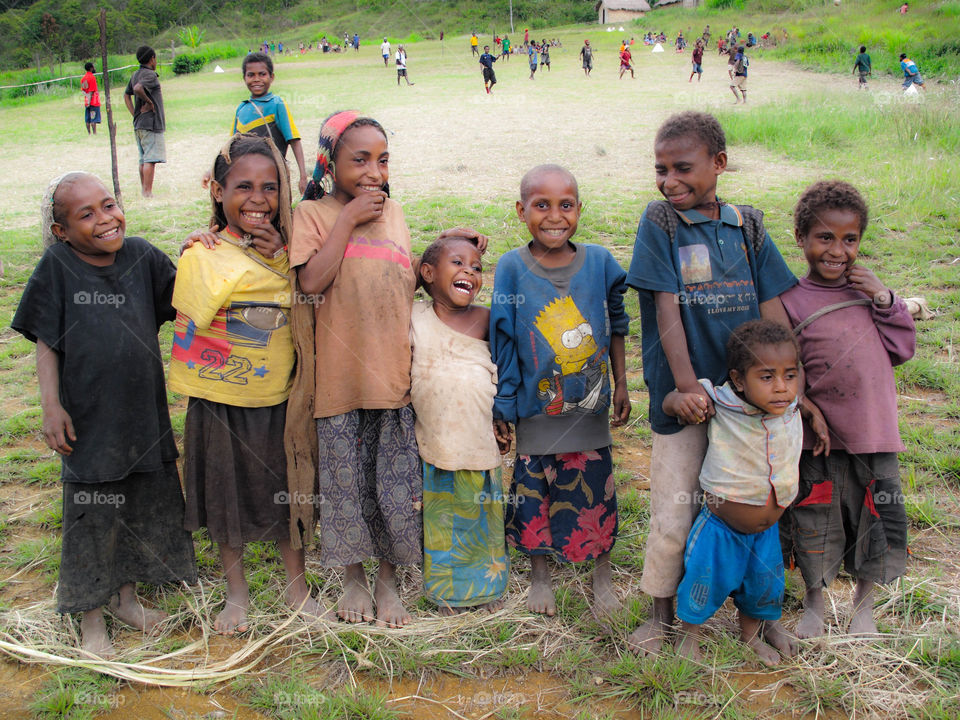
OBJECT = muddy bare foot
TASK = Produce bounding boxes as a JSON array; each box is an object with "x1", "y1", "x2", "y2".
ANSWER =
[
  {"x1": 762, "y1": 620, "x2": 797, "y2": 658},
  {"x1": 285, "y1": 586, "x2": 328, "y2": 622},
  {"x1": 109, "y1": 594, "x2": 167, "y2": 633},
  {"x1": 847, "y1": 610, "x2": 879, "y2": 637},
  {"x1": 743, "y1": 633, "x2": 781, "y2": 666},
  {"x1": 676, "y1": 631, "x2": 702, "y2": 663},
  {"x1": 214, "y1": 596, "x2": 250, "y2": 635},
  {"x1": 80, "y1": 610, "x2": 115, "y2": 659},
  {"x1": 482, "y1": 597, "x2": 505, "y2": 614},
  {"x1": 338, "y1": 565, "x2": 374, "y2": 624},
  {"x1": 528, "y1": 556, "x2": 556, "y2": 616},
  {"x1": 797, "y1": 587, "x2": 825, "y2": 639},
  {"x1": 591, "y1": 554, "x2": 622, "y2": 619},
  {"x1": 374, "y1": 562, "x2": 412, "y2": 628},
  {"x1": 439, "y1": 605, "x2": 467, "y2": 617}
]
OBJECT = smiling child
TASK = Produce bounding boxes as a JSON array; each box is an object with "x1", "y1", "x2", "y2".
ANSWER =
[
  {"x1": 490, "y1": 164, "x2": 631, "y2": 619},
  {"x1": 412, "y1": 235, "x2": 510, "y2": 615}
]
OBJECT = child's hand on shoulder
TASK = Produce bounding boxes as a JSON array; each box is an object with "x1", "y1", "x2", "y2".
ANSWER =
[
  {"x1": 42, "y1": 403, "x2": 76, "y2": 455},
  {"x1": 611, "y1": 384, "x2": 631, "y2": 427},
  {"x1": 437, "y1": 227, "x2": 490, "y2": 254},
  {"x1": 846, "y1": 264, "x2": 891, "y2": 307},
  {"x1": 663, "y1": 389, "x2": 712, "y2": 425},
  {"x1": 180, "y1": 226, "x2": 222, "y2": 255}
]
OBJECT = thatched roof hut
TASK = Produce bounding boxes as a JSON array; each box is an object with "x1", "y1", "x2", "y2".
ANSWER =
[{"x1": 594, "y1": 0, "x2": 652, "y2": 24}]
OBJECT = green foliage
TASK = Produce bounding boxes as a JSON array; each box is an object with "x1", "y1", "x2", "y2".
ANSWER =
[
  {"x1": 177, "y1": 25, "x2": 206, "y2": 49},
  {"x1": 172, "y1": 54, "x2": 207, "y2": 75}
]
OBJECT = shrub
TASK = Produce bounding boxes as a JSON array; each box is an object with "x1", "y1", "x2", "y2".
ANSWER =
[{"x1": 172, "y1": 54, "x2": 206, "y2": 75}]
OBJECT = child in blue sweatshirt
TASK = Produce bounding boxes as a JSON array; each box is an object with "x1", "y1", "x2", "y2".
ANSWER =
[{"x1": 490, "y1": 164, "x2": 631, "y2": 618}]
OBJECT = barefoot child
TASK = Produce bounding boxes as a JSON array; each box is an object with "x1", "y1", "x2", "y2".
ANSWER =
[
  {"x1": 171, "y1": 134, "x2": 320, "y2": 634},
  {"x1": 624, "y1": 112, "x2": 820, "y2": 655},
  {"x1": 673, "y1": 320, "x2": 802, "y2": 666},
  {"x1": 13, "y1": 172, "x2": 197, "y2": 656},
  {"x1": 413, "y1": 235, "x2": 510, "y2": 614},
  {"x1": 490, "y1": 164, "x2": 631, "y2": 618},
  {"x1": 780, "y1": 181, "x2": 914, "y2": 638},
  {"x1": 287, "y1": 112, "x2": 423, "y2": 628}
]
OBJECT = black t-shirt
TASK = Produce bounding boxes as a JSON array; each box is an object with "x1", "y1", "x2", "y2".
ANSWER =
[{"x1": 12, "y1": 237, "x2": 178, "y2": 483}]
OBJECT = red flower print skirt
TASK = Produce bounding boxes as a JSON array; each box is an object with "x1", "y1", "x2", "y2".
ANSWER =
[{"x1": 505, "y1": 446, "x2": 617, "y2": 563}]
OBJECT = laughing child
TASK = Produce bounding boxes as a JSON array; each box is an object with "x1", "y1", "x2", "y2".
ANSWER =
[
  {"x1": 490, "y1": 164, "x2": 631, "y2": 618},
  {"x1": 780, "y1": 181, "x2": 914, "y2": 639},
  {"x1": 413, "y1": 235, "x2": 510, "y2": 615}
]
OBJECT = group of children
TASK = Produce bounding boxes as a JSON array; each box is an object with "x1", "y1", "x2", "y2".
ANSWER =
[{"x1": 16, "y1": 54, "x2": 914, "y2": 665}]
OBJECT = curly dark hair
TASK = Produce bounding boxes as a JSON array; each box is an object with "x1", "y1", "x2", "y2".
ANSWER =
[
  {"x1": 655, "y1": 111, "x2": 726, "y2": 157},
  {"x1": 726, "y1": 319, "x2": 799, "y2": 379},
  {"x1": 793, "y1": 180, "x2": 868, "y2": 238},
  {"x1": 242, "y1": 51, "x2": 273, "y2": 75},
  {"x1": 419, "y1": 235, "x2": 480, "y2": 295},
  {"x1": 519, "y1": 163, "x2": 578, "y2": 204}
]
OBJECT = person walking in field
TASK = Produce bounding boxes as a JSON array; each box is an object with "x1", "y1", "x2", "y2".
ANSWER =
[
  {"x1": 580, "y1": 39, "x2": 594, "y2": 77},
  {"x1": 396, "y1": 45, "x2": 414, "y2": 85},
  {"x1": 852, "y1": 45, "x2": 871, "y2": 89},
  {"x1": 479, "y1": 45, "x2": 498, "y2": 94},
  {"x1": 729, "y1": 45, "x2": 749, "y2": 103},
  {"x1": 619, "y1": 45, "x2": 634, "y2": 79},
  {"x1": 471, "y1": 32, "x2": 479, "y2": 56},
  {"x1": 690, "y1": 39, "x2": 704, "y2": 82},
  {"x1": 81, "y1": 62, "x2": 101, "y2": 135},
  {"x1": 381, "y1": 38, "x2": 391, "y2": 67},
  {"x1": 899, "y1": 53, "x2": 924, "y2": 90}
]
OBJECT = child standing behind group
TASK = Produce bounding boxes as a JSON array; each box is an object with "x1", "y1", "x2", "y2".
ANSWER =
[
  {"x1": 13, "y1": 172, "x2": 197, "y2": 656},
  {"x1": 413, "y1": 235, "x2": 510, "y2": 615},
  {"x1": 491, "y1": 164, "x2": 631, "y2": 618},
  {"x1": 625, "y1": 112, "x2": 809, "y2": 655},
  {"x1": 780, "y1": 181, "x2": 914, "y2": 639}
]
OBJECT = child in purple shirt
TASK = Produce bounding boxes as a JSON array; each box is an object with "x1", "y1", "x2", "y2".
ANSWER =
[{"x1": 780, "y1": 181, "x2": 915, "y2": 640}]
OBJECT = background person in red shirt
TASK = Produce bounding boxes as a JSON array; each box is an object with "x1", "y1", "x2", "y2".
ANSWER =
[{"x1": 81, "y1": 62, "x2": 101, "y2": 135}]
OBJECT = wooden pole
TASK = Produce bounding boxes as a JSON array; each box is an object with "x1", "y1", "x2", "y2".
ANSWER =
[{"x1": 98, "y1": 8, "x2": 123, "y2": 211}]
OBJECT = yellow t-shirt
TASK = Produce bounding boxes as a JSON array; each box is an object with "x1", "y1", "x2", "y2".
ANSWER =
[{"x1": 170, "y1": 241, "x2": 294, "y2": 407}]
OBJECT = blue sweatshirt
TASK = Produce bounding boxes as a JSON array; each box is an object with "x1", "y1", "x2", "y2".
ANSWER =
[{"x1": 490, "y1": 243, "x2": 628, "y2": 455}]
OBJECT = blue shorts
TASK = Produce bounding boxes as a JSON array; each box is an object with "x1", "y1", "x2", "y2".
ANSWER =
[
  {"x1": 84, "y1": 106, "x2": 101, "y2": 124},
  {"x1": 676, "y1": 506, "x2": 784, "y2": 624},
  {"x1": 902, "y1": 74, "x2": 924, "y2": 88},
  {"x1": 692, "y1": 62, "x2": 702, "y2": 73}
]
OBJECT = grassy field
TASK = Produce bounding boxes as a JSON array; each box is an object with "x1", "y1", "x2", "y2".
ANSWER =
[{"x1": 0, "y1": 25, "x2": 958, "y2": 720}]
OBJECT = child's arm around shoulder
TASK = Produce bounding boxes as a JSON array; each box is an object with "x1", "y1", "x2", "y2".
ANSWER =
[{"x1": 489, "y1": 252, "x2": 522, "y2": 424}]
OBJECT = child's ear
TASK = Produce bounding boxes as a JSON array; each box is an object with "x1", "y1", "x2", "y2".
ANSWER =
[
  {"x1": 729, "y1": 368, "x2": 745, "y2": 392},
  {"x1": 713, "y1": 150, "x2": 728, "y2": 174},
  {"x1": 50, "y1": 222, "x2": 67, "y2": 242},
  {"x1": 420, "y1": 262, "x2": 436, "y2": 285},
  {"x1": 210, "y1": 180, "x2": 224, "y2": 204},
  {"x1": 515, "y1": 200, "x2": 525, "y2": 221},
  {"x1": 794, "y1": 228, "x2": 804, "y2": 247}
]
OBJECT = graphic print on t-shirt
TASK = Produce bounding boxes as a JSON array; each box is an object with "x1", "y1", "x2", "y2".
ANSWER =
[
  {"x1": 679, "y1": 244, "x2": 712, "y2": 284},
  {"x1": 343, "y1": 234, "x2": 411, "y2": 268},
  {"x1": 532, "y1": 296, "x2": 609, "y2": 416}
]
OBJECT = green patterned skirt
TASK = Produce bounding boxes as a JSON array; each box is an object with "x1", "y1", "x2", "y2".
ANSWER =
[{"x1": 422, "y1": 462, "x2": 509, "y2": 607}]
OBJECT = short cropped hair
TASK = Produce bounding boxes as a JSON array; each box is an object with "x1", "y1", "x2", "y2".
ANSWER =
[
  {"x1": 519, "y1": 163, "x2": 579, "y2": 204},
  {"x1": 793, "y1": 180, "x2": 869, "y2": 238},
  {"x1": 84, "y1": 62, "x2": 95, "y2": 72},
  {"x1": 242, "y1": 51, "x2": 273, "y2": 74},
  {"x1": 859, "y1": 45, "x2": 866, "y2": 53},
  {"x1": 726, "y1": 319, "x2": 798, "y2": 378},
  {"x1": 655, "y1": 111, "x2": 726, "y2": 157},
  {"x1": 135, "y1": 46, "x2": 155, "y2": 65}
]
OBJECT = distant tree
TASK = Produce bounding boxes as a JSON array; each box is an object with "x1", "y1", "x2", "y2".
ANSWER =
[{"x1": 178, "y1": 25, "x2": 205, "y2": 49}]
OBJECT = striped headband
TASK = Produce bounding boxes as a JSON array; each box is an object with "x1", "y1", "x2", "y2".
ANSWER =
[{"x1": 303, "y1": 110, "x2": 359, "y2": 201}]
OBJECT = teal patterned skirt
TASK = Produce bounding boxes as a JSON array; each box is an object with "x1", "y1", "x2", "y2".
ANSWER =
[{"x1": 422, "y1": 462, "x2": 509, "y2": 607}]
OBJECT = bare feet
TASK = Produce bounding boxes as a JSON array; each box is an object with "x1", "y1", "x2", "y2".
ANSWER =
[
  {"x1": 439, "y1": 605, "x2": 467, "y2": 617},
  {"x1": 338, "y1": 563, "x2": 374, "y2": 624},
  {"x1": 527, "y1": 555, "x2": 556, "y2": 616},
  {"x1": 740, "y1": 614, "x2": 781, "y2": 667},
  {"x1": 285, "y1": 584, "x2": 326, "y2": 622},
  {"x1": 482, "y1": 597, "x2": 505, "y2": 614},
  {"x1": 762, "y1": 620, "x2": 798, "y2": 658},
  {"x1": 80, "y1": 609, "x2": 115, "y2": 658},
  {"x1": 591, "y1": 553, "x2": 622, "y2": 619},
  {"x1": 214, "y1": 594, "x2": 250, "y2": 635},
  {"x1": 797, "y1": 587, "x2": 825, "y2": 639},
  {"x1": 279, "y1": 539, "x2": 329, "y2": 622},
  {"x1": 374, "y1": 561, "x2": 412, "y2": 628},
  {"x1": 848, "y1": 579, "x2": 878, "y2": 636},
  {"x1": 676, "y1": 622, "x2": 702, "y2": 662},
  {"x1": 109, "y1": 586, "x2": 167, "y2": 632},
  {"x1": 627, "y1": 596, "x2": 673, "y2": 656}
]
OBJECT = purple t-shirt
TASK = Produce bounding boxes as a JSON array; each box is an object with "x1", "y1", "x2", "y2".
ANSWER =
[{"x1": 781, "y1": 276, "x2": 915, "y2": 454}]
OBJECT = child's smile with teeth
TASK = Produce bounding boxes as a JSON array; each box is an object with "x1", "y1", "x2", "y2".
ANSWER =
[
  {"x1": 212, "y1": 154, "x2": 280, "y2": 237},
  {"x1": 795, "y1": 208, "x2": 862, "y2": 287}
]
